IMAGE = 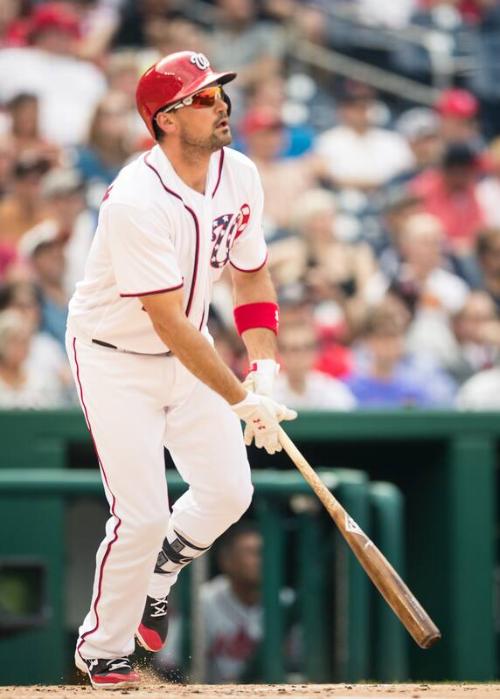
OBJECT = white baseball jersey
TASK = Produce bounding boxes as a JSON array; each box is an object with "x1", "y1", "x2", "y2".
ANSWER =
[{"x1": 67, "y1": 144, "x2": 268, "y2": 354}]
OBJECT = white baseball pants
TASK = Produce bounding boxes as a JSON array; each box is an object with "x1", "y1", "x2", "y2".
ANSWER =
[{"x1": 66, "y1": 335, "x2": 253, "y2": 660}]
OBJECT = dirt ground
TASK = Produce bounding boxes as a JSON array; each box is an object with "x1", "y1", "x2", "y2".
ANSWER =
[{"x1": 2, "y1": 684, "x2": 499, "y2": 699}]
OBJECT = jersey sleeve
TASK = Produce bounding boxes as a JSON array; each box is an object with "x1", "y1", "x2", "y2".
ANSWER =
[
  {"x1": 104, "y1": 202, "x2": 183, "y2": 297},
  {"x1": 228, "y1": 166, "x2": 268, "y2": 273}
]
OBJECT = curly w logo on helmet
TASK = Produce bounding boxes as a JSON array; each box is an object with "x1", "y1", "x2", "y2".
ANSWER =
[{"x1": 190, "y1": 53, "x2": 210, "y2": 70}]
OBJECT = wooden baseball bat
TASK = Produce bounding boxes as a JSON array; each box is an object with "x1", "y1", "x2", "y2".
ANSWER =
[{"x1": 278, "y1": 427, "x2": 441, "y2": 649}]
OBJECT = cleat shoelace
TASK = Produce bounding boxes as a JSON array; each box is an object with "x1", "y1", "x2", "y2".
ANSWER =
[
  {"x1": 150, "y1": 596, "x2": 168, "y2": 618},
  {"x1": 105, "y1": 658, "x2": 131, "y2": 672}
]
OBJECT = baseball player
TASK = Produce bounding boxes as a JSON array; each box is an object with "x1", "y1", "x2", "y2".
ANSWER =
[{"x1": 66, "y1": 50, "x2": 296, "y2": 690}]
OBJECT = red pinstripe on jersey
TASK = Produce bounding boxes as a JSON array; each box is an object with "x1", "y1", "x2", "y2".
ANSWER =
[
  {"x1": 211, "y1": 149, "x2": 225, "y2": 198},
  {"x1": 120, "y1": 281, "x2": 184, "y2": 298},
  {"x1": 143, "y1": 153, "x2": 200, "y2": 319},
  {"x1": 230, "y1": 250, "x2": 268, "y2": 273},
  {"x1": 72, "y1": 337, "x2": 122, "y2": 659}
]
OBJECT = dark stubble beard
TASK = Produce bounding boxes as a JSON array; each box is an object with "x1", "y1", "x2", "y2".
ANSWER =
[{"x1": 179, "y1": 122, "x2": 232, "y2": 158}]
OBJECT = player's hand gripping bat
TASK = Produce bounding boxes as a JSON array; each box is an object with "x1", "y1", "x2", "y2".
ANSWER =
[{"x1": 278, "y1": 427, "x2": 441, "y2": 649}]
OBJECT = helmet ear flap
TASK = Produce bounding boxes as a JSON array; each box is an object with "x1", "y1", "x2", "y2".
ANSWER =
[{"x1": 223, "y1": 92, "x2": 232, "y2": 117}]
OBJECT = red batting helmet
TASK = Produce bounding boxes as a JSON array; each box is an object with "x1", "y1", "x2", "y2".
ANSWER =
[{"x1": 136, "y1": 51, "x2": 237, "y2": 138}]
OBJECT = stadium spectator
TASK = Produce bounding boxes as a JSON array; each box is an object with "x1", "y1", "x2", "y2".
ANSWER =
[
  {"x1": 367, "y1": 212, "x2": 469, "y2": 318},
  {"x1": 0, "y1": 280, "x2": 75, "y2": 401},
  {"x1": 274, "y1": 320, "x2": 356, "y2": 410},
  {"x1": 18, "y1": 222, "x2": 69, "y2": 348},
  {"x1": 69, "y1": 91, "x2": 135, "y2": 206},
  {"x1": 241, "y1": 74, "x2": 316, "y2": 158},
  {"x1": 0, "y1": 2, "x2": 106, "y2": 145},
  {"x1": 0, "y1": 152, "x2": 50, "y2": 251},
  {"x1": 476, "y1": 137, "x2": 500, "y2": 227},
  {"x1": 290, "y1": 189, "x2": 375, "y2": 334},
  {"x1": 155, "y1": 522, "x2": 298, "y2": 683},
  {"x1": 35, "y1": 167, "x2": 95, "y2": 295},
  {"x1": 112, "y1": 0, "x2": 195, "y2": 51},
  {"x1": 475, "y1": 227, "x2": 500, "y2": 313},
  {"x1": 375, "y1": 187, "x2": 423, "y2": 274},
  {"x1": 315, "y1": 83, "x2": 413, "y2": 191},
  {"x1": 394, "y1": 108, "x2": 443, "y2": 185},
  {"x1": 5, "y1": 92, "x2": 61, "y2": 166},
  {"x1": 0, "y1": 309, "x2": 67, "y2": 408},
  {"x1": 0, "y1": 135, "x2": 15, "y2": 201},
  {"x1": 0, "y1": 0, "x2": 29, "y2": 48},
  {"x1": 456, "y1": 363, "x2": 500, "y2": 409},
  {"x1": 70, "y1": 0, "x2": 121, "y2": 63},
  {"x1": 442, "y1": 291, "x2": 499, "y2": 384},
  {"x1": 240, "y1": 107, "x2": 325, "y2": 230},
  {"x1": 141, "y1": 17, "x2": 209, "y2": 66},
  {"x1": 210, "y1": 0, "x2": 287, "y2": 89},
  {"x1": 435, "y1": 88, "x2": 482, "y2": 148},
  {"x1": 274, "y1": 285, "x2": 354, "y2": 380},
  {"x1": 105, "y1": 51, "x2": 148, "y2": 143},
  {"x1": 345, "y1": 300, "x2": 452, "y2": 407},
  {"x1": 382, "y1": 212, "x2": 471, "y2": 366},
  {"x1": 410, "y1": 142, "x2": 485, "y2": 258}
]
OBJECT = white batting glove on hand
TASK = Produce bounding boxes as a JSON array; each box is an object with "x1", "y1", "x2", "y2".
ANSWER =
[
  {"x1": 242, "y1": 359, "x2": 280, "y2": 397},
  {"x1": 231, "y1": 391, "x2": 297, "y2": 455}
]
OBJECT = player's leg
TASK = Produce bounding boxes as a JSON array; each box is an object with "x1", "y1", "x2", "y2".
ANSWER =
[
  {"x1": 67, "y1": 337, "x2": 172, "y2": 675},
  {"x1": 148, "y1": 363, "x2": 252, "y2": 601}
]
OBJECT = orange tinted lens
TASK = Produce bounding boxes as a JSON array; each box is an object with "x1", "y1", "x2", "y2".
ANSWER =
[{"x1": 191, "y1": 86, "x2": 222, "y2": 108}]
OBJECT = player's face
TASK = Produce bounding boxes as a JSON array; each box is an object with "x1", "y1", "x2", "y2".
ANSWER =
[{"x1": 173, "y1": 86, "x2": 232, "y2": 152}]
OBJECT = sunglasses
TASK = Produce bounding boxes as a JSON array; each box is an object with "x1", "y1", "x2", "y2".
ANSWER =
[{"x1": 160, "y1": 85, "x2": 225, "y2": 114}]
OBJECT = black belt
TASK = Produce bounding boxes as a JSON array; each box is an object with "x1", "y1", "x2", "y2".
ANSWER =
[{"x1": 92, "y1": 338, "x2": 172, "y2": 357}]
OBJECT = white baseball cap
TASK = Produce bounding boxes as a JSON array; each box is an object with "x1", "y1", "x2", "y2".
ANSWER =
[{"x1": 18, "y1": 220, "x2": 60, "y2": 258}]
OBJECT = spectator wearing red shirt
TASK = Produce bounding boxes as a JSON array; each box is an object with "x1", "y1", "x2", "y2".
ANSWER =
[{"x1": 410, "y1": 142, "x2": 485, "y2": 258}]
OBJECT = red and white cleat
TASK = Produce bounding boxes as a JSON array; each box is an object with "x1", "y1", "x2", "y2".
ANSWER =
[{"x1": 75, "y1": 652, "x2": 140, "y2": 690}]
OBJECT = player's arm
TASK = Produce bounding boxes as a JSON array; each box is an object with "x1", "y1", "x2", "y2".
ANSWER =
[
  {"x1": 231, "y1": 263, "x2": 280, "y2": 397},
  {"x1": 141, "y1": 288, "x2": 246, "y2": 405},
  {"x1": 231, "y1": 264, "x2": 278, "y2": 362},
  {"x1": 140, "y1": 287, "x2": 295, "y2": 454}
]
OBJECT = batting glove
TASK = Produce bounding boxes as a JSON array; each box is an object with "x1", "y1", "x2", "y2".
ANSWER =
[
  {"x1": 243, "y1": 359, "x2": 280, "y2": 397},
  {"x1": 231, "y1": 391, "x2": 297, "y2": 455}
]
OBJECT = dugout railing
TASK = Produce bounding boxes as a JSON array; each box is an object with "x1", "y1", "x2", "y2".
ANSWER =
[
  {"x1": 0, "y1": 409, "x2": 497, "y2": 682},
  {"x1": 0, "y1": 467, "x2": 405, "y2": 685}
]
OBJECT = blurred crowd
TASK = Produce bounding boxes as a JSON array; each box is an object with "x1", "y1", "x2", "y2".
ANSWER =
[{"x1": 2, "y1": 0, "x2": 500, "y2": 410}]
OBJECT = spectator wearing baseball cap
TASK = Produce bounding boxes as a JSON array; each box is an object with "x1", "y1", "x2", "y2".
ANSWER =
[
  {"x1": 18, "y1": 218, "x2": 68, "y2": 348},
  {"x1": 27, "y1": 3, "x2": 81, "y2": 46},
  {"x1": 39, "y1": 167, "x2": 95, "y2": 297},
  {"x1": 393, "y1": 107, "x2": 443, "y2": 186},
  {"x1": 410, "y1": 142, "x2": 485, "y2": 261},
  {"x1": 0, "y1": 3, "x2": 106, "y2": 147},
  {"x1": 435, "y1": 88, "x2": 482, "y2": 148}
]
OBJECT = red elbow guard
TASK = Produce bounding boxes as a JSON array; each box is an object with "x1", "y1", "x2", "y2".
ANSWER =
[{"x1": 233, "y1": 302, "x2": 279, "y2": 335}]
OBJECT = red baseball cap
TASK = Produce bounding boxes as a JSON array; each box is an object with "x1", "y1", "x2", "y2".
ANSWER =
[
  {"x1": 240, "y1": 108, "x2": 284, "y2": 136},
  {"x1": 435, "y1": 88, "x2": 479, "y2": 119},
  {"x1": 29, "y1": 3, "x2": 80, "y2": 40}
]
